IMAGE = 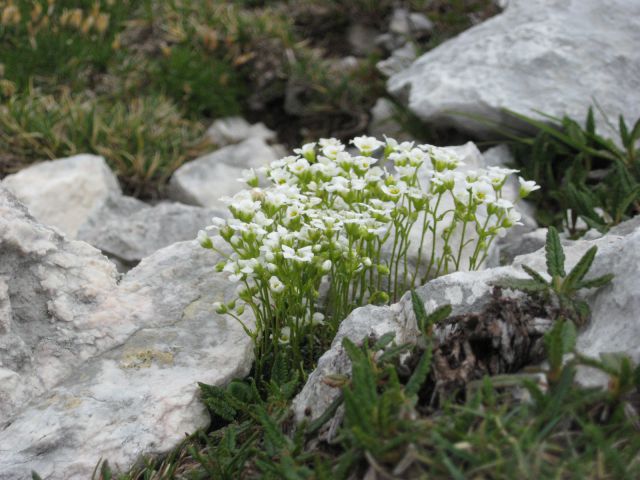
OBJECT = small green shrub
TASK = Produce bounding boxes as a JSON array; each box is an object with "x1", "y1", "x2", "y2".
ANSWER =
[
  {"x1": 506, "y1": 108, "x2": 640, "y2": 236},
  {"x1": 494, "y1": 226, "x2": 613, "y2": 325}
]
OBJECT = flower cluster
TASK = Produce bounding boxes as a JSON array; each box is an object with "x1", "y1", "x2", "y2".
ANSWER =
[{"x1": 198, "y1": 136, "x2": 538, "y2": 374}]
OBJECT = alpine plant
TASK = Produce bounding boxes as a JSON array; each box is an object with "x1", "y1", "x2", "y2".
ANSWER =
[{"x1": 197, "y1": 136, "x2": 537, "y2": 373}]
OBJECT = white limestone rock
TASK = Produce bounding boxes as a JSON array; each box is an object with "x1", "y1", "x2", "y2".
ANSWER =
[
  {"x1": 377, "y1": 42, "x2": 417, "y2": 77},
  {"x1": 368, "y1": 97, "x2": 412, "y2": 142},
  {"x1": 389, "y1": 8, "x2": 434, "y2": 37},
  {"x1": 77, "y1": 195, "x2": 220, "y2": 267},
  {"x1": 168, "y1": 138, "x2": 279, "y2": 209},
  {"x1": 0, "y1": 186, "x2": 122, "y2": 422},
  {"x1": 1, "y1": 154, "x2": 121, "y2": 238},
  {"x1": 292, "y1": 265, "x2": 522, "y2": 427},
  {"x1": 388, "y1": 0, "x2": 640, "y2": 140},
  {"x1": 206, "y1": 116, "x2": 276, "y2": 147},
  {"x1": 0, "y1": 188, "x2": 253, "y2": 479}
]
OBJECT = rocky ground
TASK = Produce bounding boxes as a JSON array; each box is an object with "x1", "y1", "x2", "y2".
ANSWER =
[{"x1": 1, "y1": 0, "x2": 640, "y2": 478}]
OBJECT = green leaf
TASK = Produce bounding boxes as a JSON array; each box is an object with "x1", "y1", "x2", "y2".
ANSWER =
[
  {"x1": 599, "y1": 353, "x2": 626, "y2": 373},
  {"x1": 255, "y1": 405, "x2": 289, "y2": 451},
  {"x1": 545, "y1": 323, "x2": 564, "y2": 373},
  {"x1": 563, "y1": 246, "x2": 597, "y2": 291},
  {"x1": 198, "y1": 382, "x2": 237, "y2": 422},
  {"x1": 522, "y1": 264, "x2": 550, "y2": 285},
  {"x1": 373, "y1": 331, "x2": 396, "y2": 351},
  {"x1": 560, "y1": 320, "x2": 577, "y2": 353},
  {"x1": 586, "y1": 107, "x2": 596, "y2": 136},
  {"x1": 305, "y1": 394, "x2": 343, "y2": 436},
  {"x1": 405, "y1": 344, "x2": 433, "y2": 398},
  {"x1": 411, "y1": 290, "x2": 428, "y2": 332},
  {"x1": 619, "y1": 115, "x2": 630, "y2": 148},
  {"x1": 426, "y1": 304, "x2": 453, "y2": 326},
  {"x1": 544, "y1": 319, "x2": 576, "y2": 372},
  {"x1": 545, "y1": 226, "x2": 566, "y2": 277},
  {"x1": 614, "y1": 184, "x2": 640, "y2": 221},
  {"x1": 100, "y1": 461, "x2": 112, "y2": 480},
  {"x1": 576, "y1": 273, "x2": 614, "y2": 290},
  {"x1": 572, "y1": 299, "x2": 591, "y2": 323}
]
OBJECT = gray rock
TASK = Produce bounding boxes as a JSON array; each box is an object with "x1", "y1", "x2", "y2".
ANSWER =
[
  {"x1": 292, "y1": 302, "x2": 416, "y2": 427},
  {"x1": 389, "y1": 8, "x2": 434, "y2": 37},
  {"x1": 0, "y1": 188, "x2": 253, "y2": 479},
  {"x1": 168, "y1": 138, "x2": 280, "y2": 209},
  {"x1": 77, "y1": 195, "x2": 220, "y2": 267},
  {"x1": 292, "y1": 266, "x2": 522, "y2": 427},
  {"x1": 388, "y1": 0, "x2": 640, "y2": 140},
  {"x1": 496, "y1": 227, "x2": 547, "y2": 265},
  {"x1": 375, "y1": 32, "x2": 405, "y2": 52},
  {"x1": 377, "y1": 42, "x2": 417, "y2": 77},
  {"x1": 1, "y1": 154, "x2": 121, "y2": 238},
  {"x1": 0, "y1": 187, "x2": 121, "y2": 422},
  {"x1": 206, "y1": 116, "x2": 276, "y2": 147},
  {"x1": 368, "y1": 97, "x2": 412, "y2": 142}
]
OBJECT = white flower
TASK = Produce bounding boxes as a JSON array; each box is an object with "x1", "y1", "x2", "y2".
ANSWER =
[
  {"x1": 321, "y1": 259, "x2": 332, "y2": 272},
  {"x1": 239, "y1": 258, "x2": 259, "y2": 274},
  {"x1": 197, "y1": 230, "x2": 213, "y2": 248},
  {"x1": 269, "y1": 276, "x2": 285, "y2": 293},
  {"x1": 323, "y1": 176, "x2": 350, "y2": 193},
  {"x1": 471, "y1": 180, "x2": 495, "y2": 202},
  {"x1": 380, "y1": 181, "x2": 407, "y2": 198},
  {"x1": 351, "y1": 136, "x2": 384, "y2": 154},
  {"x1": 505, "y1": 208, "x2": 523, "y2": 226},
  {"x1": 395, "y1": 165, "x2": 416, "y2": 179},
  {"x1": 285, "y1": 205, "x2": 302, "y2": 222},
  {"x1": 279, "y1": 326, "x2": 291, "y2": 344},
  {"x1": 354, "y1": 155, "x2": 376, "y2": 170},
  {"x1": 212, "y1": 302, "x2": 227, "y2": 314},
  {"x1": 311, "y1": 312, "x2": 325, "y2": 325},
  {"x1": 238, "y1": 168, "x2": 258, "y2": 186},
  {"x1": 223, "y1": 262, "x2": 243, "y2": 282},
  {"x1": 282, "y1": 245, "x2": 314, "y2": 263},
  {"x1": 294, "y1": 142, "x2": 316, "y2": 158},
  {"x1": 270, "y1": 168, "x2": 296, "y2": 185},
  {"x1": 429, "y1": 146, "x2": 463, "y2": 170},
  {"x1": 351, "y1": 178, "x2": 366, "y2": 191},
  {"x1": 253, "y1": 211, "x2": 274, "y2": 227},
  {"x1": 518, "y1": 176, "x2": 540, "y2": 198},
  {"x1": 322, "y1": 143, "x2": 345, "y2": 160},
  {"x1": 408, "y1": 148, "x2": 426, "y2": 167},
  {"x1": 319, "y1": 137, "x2": 342, "y2": 147},
  {"x1": 365, "y1": 166, "x2": 384, "y2": 182},
  {"x1": 289, "y1": 158, "x2": 310, "y2": 175}
]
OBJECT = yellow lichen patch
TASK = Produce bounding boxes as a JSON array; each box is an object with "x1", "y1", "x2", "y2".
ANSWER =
[
  {"x1": 63, "y1": 397, "x2": 83, "y2": 410},
  {"x1": 120, "y1": 349, "x2": 174, "y2": 370}
]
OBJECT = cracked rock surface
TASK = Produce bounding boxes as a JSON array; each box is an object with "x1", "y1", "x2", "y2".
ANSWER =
[
  {"x1": 0, "y1": 187, "x2": 252, "y2": 479},
  {"x1": 389, "y1": 0, "x2": 640, "y2": 140}
]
